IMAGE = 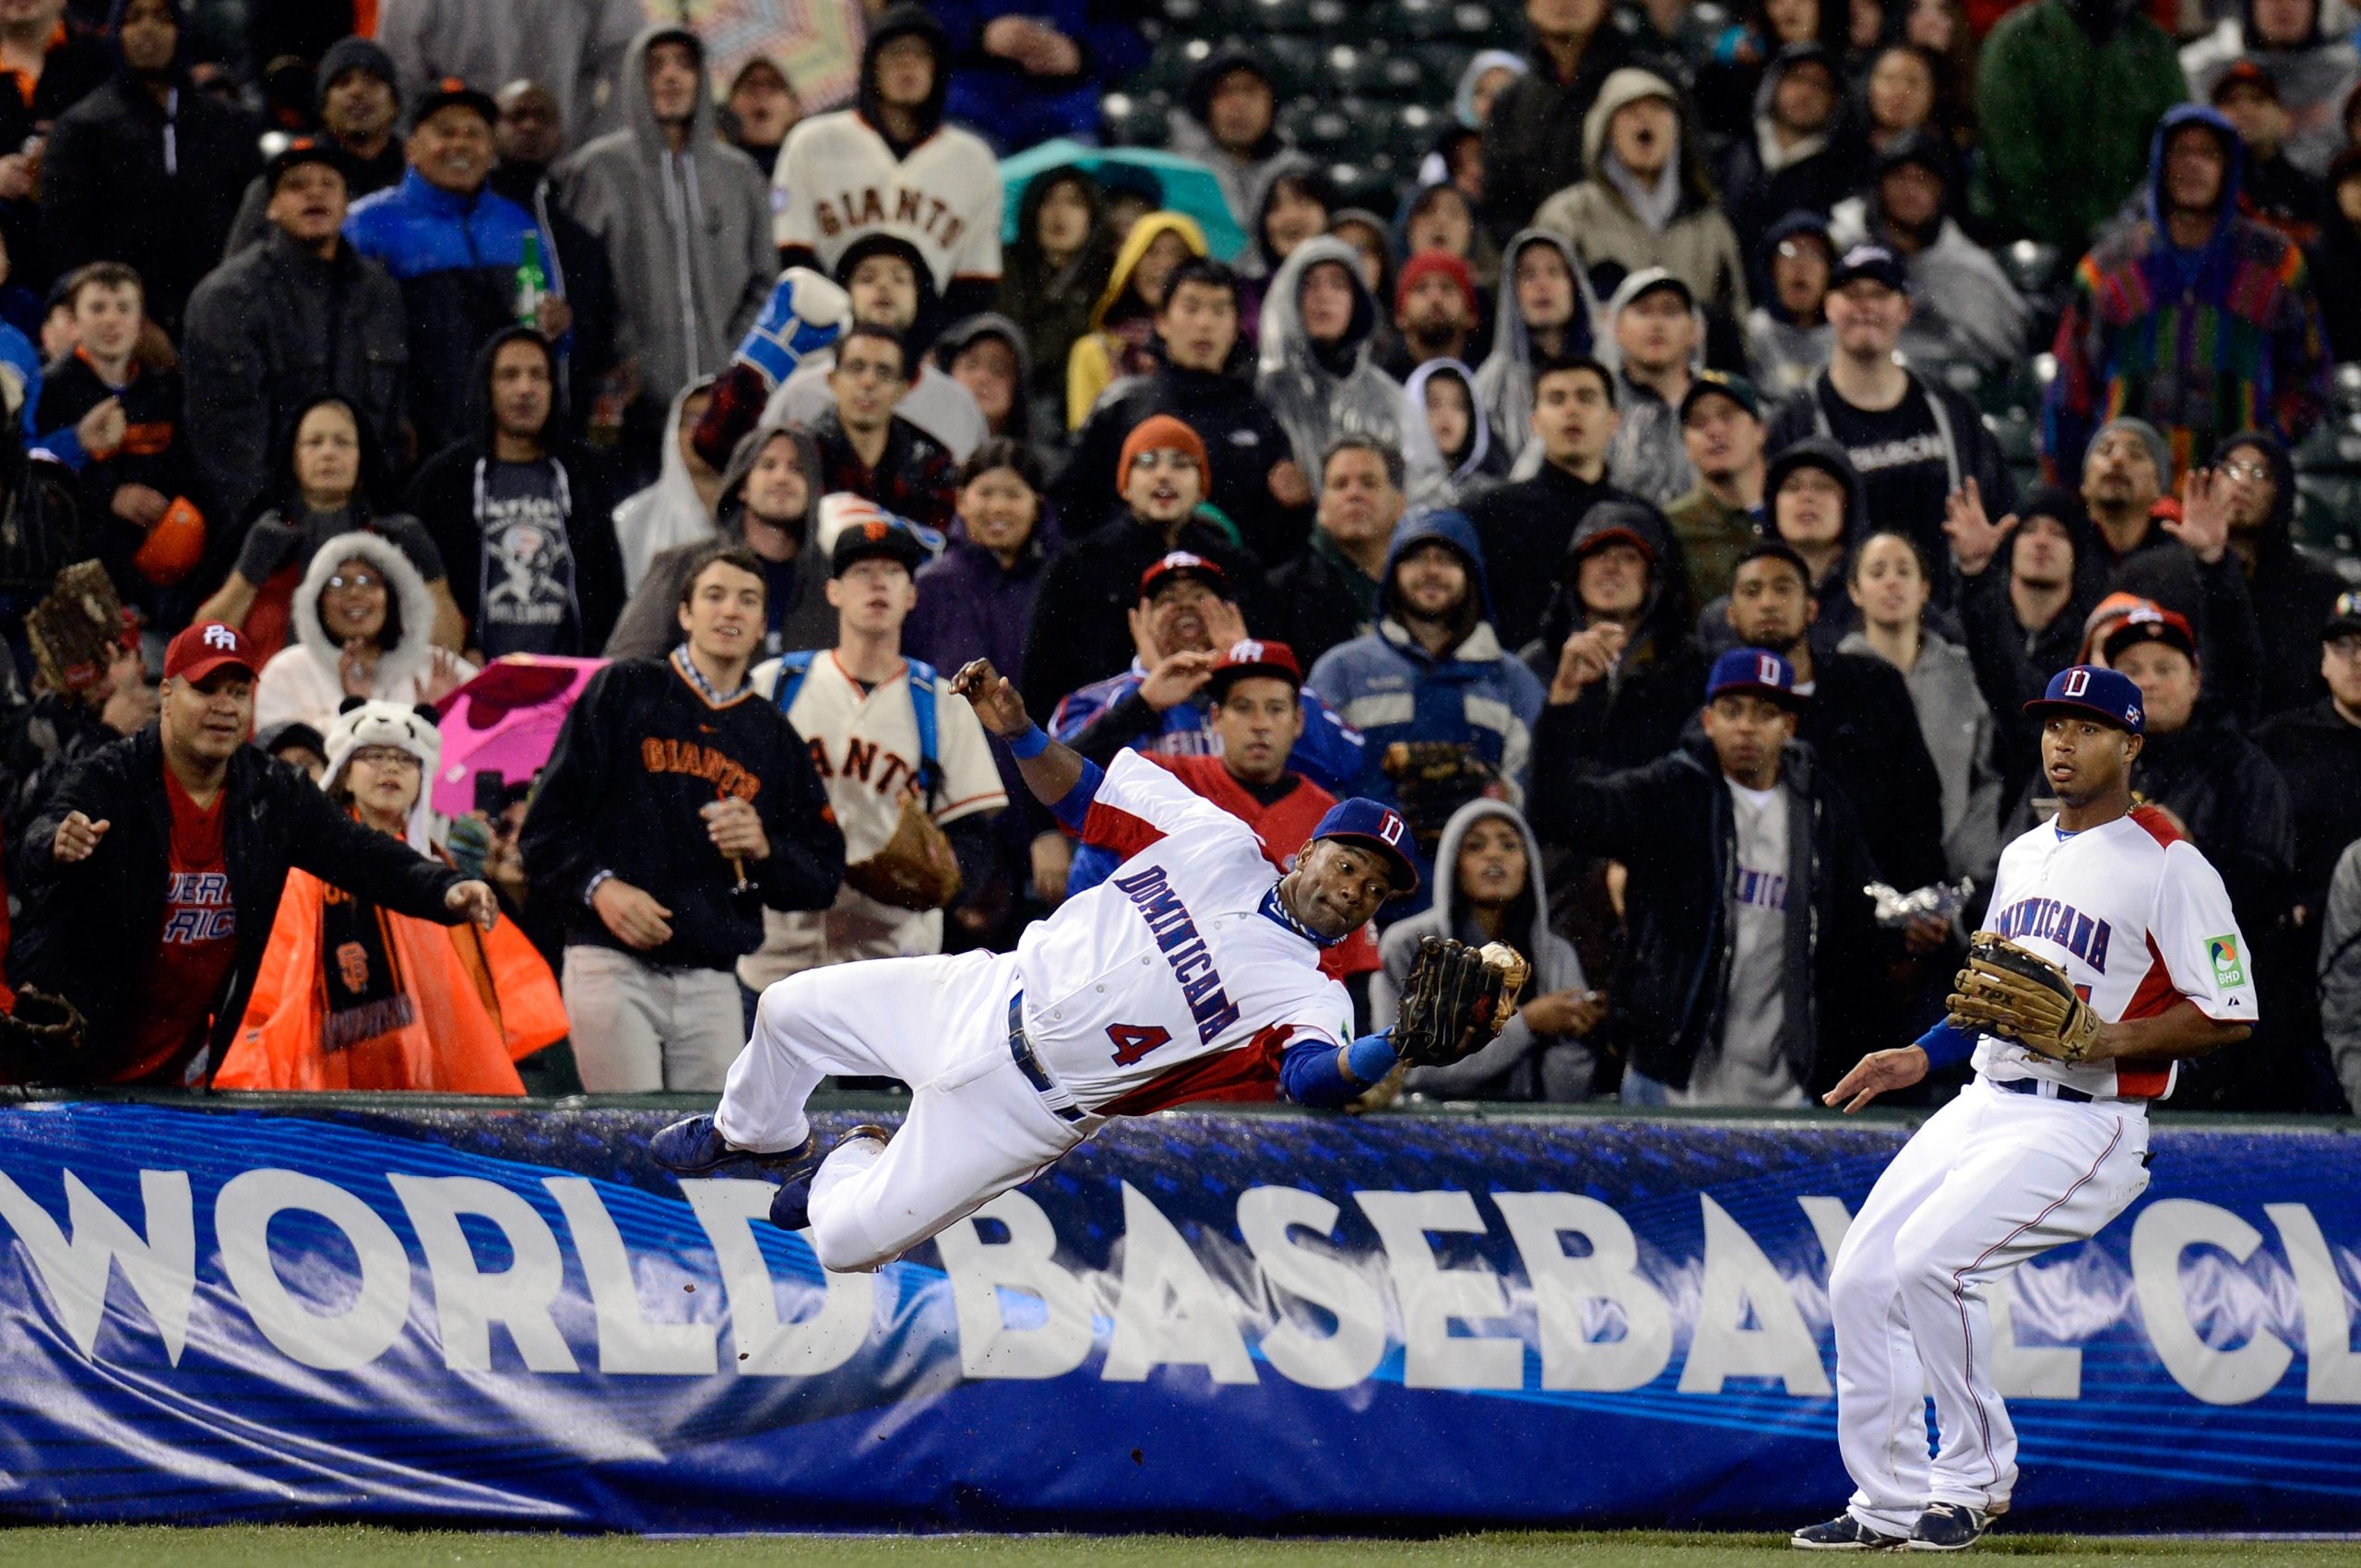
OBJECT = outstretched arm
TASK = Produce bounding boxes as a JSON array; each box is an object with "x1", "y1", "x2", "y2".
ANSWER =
[{"x1": 952, "y1": 658, "x2": 1097, "y2": 817}]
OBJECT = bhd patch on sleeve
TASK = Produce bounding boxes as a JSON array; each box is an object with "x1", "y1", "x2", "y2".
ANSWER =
[{"x1": 2207, "y1": 934, "x2": 2247, "y2": 988}]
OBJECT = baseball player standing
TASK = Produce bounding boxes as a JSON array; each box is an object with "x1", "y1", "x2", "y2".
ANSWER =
[
  {"x1": 651, "y1": 659, "x2": 1525, "y2": 1275},
  {"x1": 1797, "y1": 665, "x2": 2255, "y2": 1552}
]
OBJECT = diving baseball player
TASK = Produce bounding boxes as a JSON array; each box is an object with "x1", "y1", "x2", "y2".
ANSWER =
[
  {"x1": 650, "y1": 659, "x2": 1525, "y2": 1274},
  {"x1": 1796, "y1": 666, "x2": 2255, "y2": 1552}
]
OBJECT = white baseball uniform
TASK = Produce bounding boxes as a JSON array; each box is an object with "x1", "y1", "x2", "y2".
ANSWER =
[
  {"x1": 737, "y1": 652, "x2": 1006, "y2": 986},
  {"x1": 711, "y1": 750, "x2": 1358, "y2": 1273},
  {"x1": 771, "y1": 110, "x2": 1003, "y2": 295},
  {"x1": 1829, "y1": 804, "x2": 2255, "y2": 1532}
]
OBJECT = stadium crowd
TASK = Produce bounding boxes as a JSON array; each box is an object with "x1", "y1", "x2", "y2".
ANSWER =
[{"x1": 3, "y1": 0, "x2": 2360, "y2": 1115}]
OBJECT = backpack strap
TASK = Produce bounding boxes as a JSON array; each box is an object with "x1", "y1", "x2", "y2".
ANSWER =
[
  {"x1": 906, "y1": 656, "x2": 941, "y2": 805},
  {"x1": 771, "y1": 648, "x2": 819, "y2": 716}
]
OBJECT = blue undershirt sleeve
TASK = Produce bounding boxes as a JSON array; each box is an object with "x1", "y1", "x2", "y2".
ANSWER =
[
  {"x1": 1916, "y1": 1018, "x2": 1978, "y2": 1070},
  {"x1": 1279, "y1": 1032, "x2": 1400, "y2": 1109}
]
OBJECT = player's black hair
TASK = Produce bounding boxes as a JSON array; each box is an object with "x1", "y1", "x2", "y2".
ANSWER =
[
  {"x1": 1531, "y1": 352, "x2": 1615, "y2": 409},
  {"x1": 1736, "y1": 538, "x2": 1813, "y2": 591},
  {"x1": 677, "y1": 541, "x2": 768, "y2": 610}
]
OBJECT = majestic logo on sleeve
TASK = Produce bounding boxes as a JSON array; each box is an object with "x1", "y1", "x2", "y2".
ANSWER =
[{"x1": 1113, "y1": 863, "x2": 1240, "y2": 1043}]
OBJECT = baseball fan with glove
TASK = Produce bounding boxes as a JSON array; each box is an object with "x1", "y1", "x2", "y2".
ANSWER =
[
  {"x1": 1392, "y1": 935, "x2": 1532, "y2": 1067},
  {"x1": 1945, "y1": 932, "x2": 2100, "y2": 1064}
]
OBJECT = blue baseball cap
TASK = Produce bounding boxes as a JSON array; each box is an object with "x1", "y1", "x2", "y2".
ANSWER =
[
  {"x1": 1705, "y1": 647, "x2": 1804, "y2": 709},
  {"x1": 1311, "y1": 798, "x2": 1419, "y2": 894},
  {"x1": 2024, "y1": 664, "x2": 2144, "y2": 734}
]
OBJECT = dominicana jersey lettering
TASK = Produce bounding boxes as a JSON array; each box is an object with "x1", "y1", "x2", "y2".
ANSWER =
[
  {"x1": 1970, "y1": 804, "x2": 2255, "y2": 1099},
  {"x1": 1014, "y1": 751, "x2": 1356, "y2": 1114},
  {"x1": 771, "y1": 111, "x2": 1003, "y2": 295}
]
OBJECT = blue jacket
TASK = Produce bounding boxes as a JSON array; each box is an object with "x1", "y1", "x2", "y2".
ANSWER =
[
  {"x1": 1304, "y1": 509, "x2": 1545, "y2": 909},
  {"x1": 345, "y1": 170, "x2": 546, "y2": 456},
  {"x1": 936, "y1": 0, "x2": 1149, "y2": 148}
]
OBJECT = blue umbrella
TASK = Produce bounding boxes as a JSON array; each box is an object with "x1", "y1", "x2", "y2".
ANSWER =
[{"x1": 998, "y1": 138, "x2": 1248, "y2": 263}]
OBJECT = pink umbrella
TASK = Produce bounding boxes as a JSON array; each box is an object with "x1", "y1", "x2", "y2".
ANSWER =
[{"x1": 430, "y1": 655, "x2": 608, "y2": 819}]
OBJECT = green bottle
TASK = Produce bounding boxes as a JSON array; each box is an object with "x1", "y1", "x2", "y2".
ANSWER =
[{"x1": 514, "y1": 231, "x2": 548, "y2": 326}]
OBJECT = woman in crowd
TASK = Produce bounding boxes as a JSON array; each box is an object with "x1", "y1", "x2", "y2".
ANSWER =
[
  {"x1": 254, "y1": 531, "x2": 474, "y2": 736},
  {"x1": 999, "y1": 165, "x2": 1114, "y2": 426},
  {"x1": 1858, "y1": 44, "x2": 1964, "y2": 180},
  {"x1": 1063, "y1": 211, "x2": 1207, "y2": 431},
  {"x1": 217, "y1": 699, "x2": 565, "y2": 1093},
  {"x1": 906, "y1": 440, "x2": 1061, "y2": 944},
  {"x1": 1896, "y1": 0, "x2": 1979, "y2": 148},
  {"x1": 1372, "y1": 799, "x2": 1600, "y2": 1102},
  {"x1": 192, "y1": 396, "x2": 457, "y2": 663},
  {"x1": 1400, "y1": 359, "x2": 1508, "y2": 509},
  {"x1": 934, "y1": 314, "x2": 1036, "y2": 451},
  {"x1": 1400, "y1": 179, "x2": 1501, "y2": 293},
  {"x1": 1840, "y1": 529, "x2": 2001, "y2": 886}
]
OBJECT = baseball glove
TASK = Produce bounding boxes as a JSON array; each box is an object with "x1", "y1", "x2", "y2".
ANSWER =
[
  {"x1": 0, "y1": 986, "x2": 86, "y2": 1078},
  {"x1": 842, "y1": 793, "x2": 964, "y2": 912},
  {"x1": 1392, "y1": 935, "x2": 1532, "y2": 1068},
  {"x1": 1945, "y1": 932, "x2": 2100, "y2": 1064},
  {"x1": 24, "y1": 561, "x2": 123, "y2": 696}
]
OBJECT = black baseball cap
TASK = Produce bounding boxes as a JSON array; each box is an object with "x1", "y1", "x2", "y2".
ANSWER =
[
  {"x1": 831, "y1": 515, "x2": 928, "y2": 576},
  {"x1": 2324, "y1": 590, "x2": 2361, "y2": 640},
  {"x1": 406, "y1": 76, "x2": 498, "y2": 135},
  {"x1": 265, "y1": 136, "x2": 347, "y2": 192},
  {"x1": 1831, "y1": 244, "x2": 1910, "y2": 294},
  {"x1": 1680, "y1": 370, "x2": 1761, "y2": 423}
]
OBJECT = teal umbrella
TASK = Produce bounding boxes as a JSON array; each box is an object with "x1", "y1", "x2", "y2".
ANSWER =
[{"x1": 998, "y1": 138, "x2": 1248, "y2": 263}]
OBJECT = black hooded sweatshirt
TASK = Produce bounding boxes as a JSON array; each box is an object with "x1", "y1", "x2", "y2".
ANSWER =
[
  {"x1": 2215, "y1": 431, "x2": 2347, "y2": 718},
  {"x1": 405, "y1": 326, "x2": 627, "y2": 657},
  {"x1": 40, "y1": 0, "x2": 261, "y2": 334}
]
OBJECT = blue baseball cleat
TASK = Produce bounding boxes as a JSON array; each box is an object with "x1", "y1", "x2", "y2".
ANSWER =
[{"x1": 649, "y1": 1115, "x2": 815, "y2": 1178}]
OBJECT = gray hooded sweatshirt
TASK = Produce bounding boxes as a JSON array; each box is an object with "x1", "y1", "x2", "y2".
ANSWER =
[
  {"x1": 557, "y1": 25, "x2": 775, "y2": 412},
  {"x1": 1371, "y1": 798, "x2": 1593, "y2": 1100},
  {"x1": 1255, "y1": 234, "x2": 1404, "y2": 489},
  {"x1": 2319, "y1": 837, "x2": 2361, "y2": 1111}
]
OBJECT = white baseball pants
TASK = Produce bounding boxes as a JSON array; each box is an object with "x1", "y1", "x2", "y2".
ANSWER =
[
  {"x1": 712, "y1": 949, "x2": 1097, "y2": 1274},
  {"x1": 1830, "y1": 1076, "x2": 2152, "y2": 1531}
]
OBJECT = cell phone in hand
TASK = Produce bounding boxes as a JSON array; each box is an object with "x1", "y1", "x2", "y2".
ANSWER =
[{"x1": 473, "y1": 768, "x2": 506, "y2": 817}]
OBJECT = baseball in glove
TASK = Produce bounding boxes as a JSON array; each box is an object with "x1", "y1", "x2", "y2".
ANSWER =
[
  {"x1": 1391, "y1": 935, "x2": 1532, "y2": 1067},
  {"x1": 1945, "y1": 932, "x2": 2100, "y2": 1064},
  {"x1": 842, "y1": 793, "x2": 964, "y2": 912}
]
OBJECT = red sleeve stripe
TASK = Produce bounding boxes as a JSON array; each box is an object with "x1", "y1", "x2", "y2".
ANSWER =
[{"x1": 1079, "y1": 800, "x2": 1166, "y2": 860}]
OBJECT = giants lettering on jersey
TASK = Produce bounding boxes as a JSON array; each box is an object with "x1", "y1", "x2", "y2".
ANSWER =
[
  {"x1": 813, "y1": 186, "x2": 966, "y2": 252},
  {"x1": 1988, "y1": 896, "x2": 2112, "y2": 973},
  {"x1": 807, "y1": 736, "x2": 922, "y2": 802},
  {"x1": 1112, "y1": 862, "x2": 1240, "y2": 1042},
  {"x1": 161, "y1": 872, "x2": 232, "y2": 943},
  {"x1": 639, "y1": 738, "x2": 761, "y2": 801}
]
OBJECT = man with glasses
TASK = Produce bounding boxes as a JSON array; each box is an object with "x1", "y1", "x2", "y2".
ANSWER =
[
  {"x1": 1022, "y1": 415, "x2": 1264, "y2": 723},
  {"x1": 811, "y1": 323, "x2": 957, "y2": 532},
  {"x1": 11, "y1": 622, "x2": 498, "y2": 1087},
  {"x1": 2213, "y1": 430, "x2": 2349, "y2": 717}
]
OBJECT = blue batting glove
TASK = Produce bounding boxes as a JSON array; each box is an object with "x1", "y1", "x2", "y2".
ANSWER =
[{"x1": 736, "y1": 267, "x2": 849, "y2": 389}]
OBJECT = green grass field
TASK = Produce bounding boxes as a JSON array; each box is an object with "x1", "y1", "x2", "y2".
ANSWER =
[{"x1": 0, "y1": 1529, "x2": 2355, "y2": 1568}]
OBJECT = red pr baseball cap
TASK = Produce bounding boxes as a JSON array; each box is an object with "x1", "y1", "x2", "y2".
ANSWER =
[
  {"x1": 163, "y1": 622, "x2": 258, "y2": 684},
  {"x1": 1207, "y1": 637, "x2": 1303, "y2": 697}
]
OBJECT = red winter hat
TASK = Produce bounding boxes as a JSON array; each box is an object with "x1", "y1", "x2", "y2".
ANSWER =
[
  {"x1": 1116, "y1": 415, "x2": 1210, "y2": 493},
  {"x1": 1396, "y1": 251, "x2": 1477, "y2": 316}
]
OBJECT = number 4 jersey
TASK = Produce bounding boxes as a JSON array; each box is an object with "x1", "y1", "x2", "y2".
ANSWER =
[
  {"x1": 1015, "y1": 751, "x2": 1357, "y2": 1115},
  {"x1": 1971, "y1": 804, "x2": 2257, "y2": 1099}
]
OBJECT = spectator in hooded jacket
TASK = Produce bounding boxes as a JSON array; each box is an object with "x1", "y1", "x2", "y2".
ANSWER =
[
  {"x1": 1744, "y1": 209, "x2": 1834, "y2": 394},
  {"x1": 1698, "y1": 437, "x2": 1865, "y2": 659},
  {"x1": 1765, "y1": 244, "x2": 2013, "y2": 601},
  {"x1": 2182, "y1": 0, "x2": 2359, "y2": 174},
  {"x1": 937, "y1": 0, "x2": 1145, "y2": 151},
  {"x1": 489, "y1": 79, "x2": 622, "y2": 443},
  {"x1": 223, "y1": 37, "x2": 407, "y2": 255},
  {"x1": 2256, "y1": 593, "x2": 2361, "y2": 1004},
  {"x1": 1947, "y1": 483, "x2": 2100, "y2": 804},
  {"x1": 1383, "y1": 252, "x2": 1480, "y2": 385},
  {"x1": 1974, "y1": 0, "x2": 2189, "y2": 249},
  {"x1": 559, "y1": 27, "x2": 774, "y2": 461},
  {"x1": 2046, "y1": 107, "x2": 2329, "y2": 481},
  {"x1": 374, "y1": 0, "x2": 641, "y2": 151},
  {"x1": 933, "y1": 313, "x2": 1033, "y2": 450},
  {"x1": 12, "y1": 621, "x2": 496, "y2": 1088},
  {"x1": 344, "y1": 77, "x2": 549, "y2": 461},
  {"x1": 1062, "y1": 209, "x2": 1206, "y2": 431},
  {"x1": 1023, "y1": 414, "x2": 1264, "y2": 720},
  {"x1": 184, "y1": 137, "x2": 409, "y2": 538},
  {"x1": 1053, "y1": 257, "x2": 1304, "y2": 564},
  {"x1": 1307, "y1": 508, "x2": 1547, "y2": 910},
  {"x1": 1375, "y1": 798, "x2": 1598, "y2": 1101},
  {"x1": 1714, "y1": 42, "x2": 1858, "y2": 267},
  {"x1": 1402, "y1": 359, "x2": 1510, "y2": 511},
  {"x1": 2210, "y1": 62, "x2": 2329, "y2": 246},
  {"x1": 253, "y1": 531, "x2": 476, "y2": 736},
  {"x1": 1269, "y1": 435, "x2": 1410, "y2": 672},
  {"x1": 1000, "y1": 165, "x2": 1115, "y2": 427},
  {"x1": 608, "y1": 421, "x2": 834, "y2": 665},
  {"x1": 1525, "y1": 645, "x2": 1892, "y2": 1106},
  {"x1": 1523, "y1": 500, "x2": 1709, "y2": 776},
  {"x1": 1534, "y1": 69, "x2": 1750, "y2": 327},
  {"x1": 1164, "y1": 46, "x2": 1289, "y2": 232},
  {"x1": 1597, "y1": 267, "x2": 1703, "y2": 507},
  {"x1": 1240, "y1": 154, "x2": 1337, "y2": 339},
  {"x1": 1257, "y1": 235, "x2": 1405, "y2": 506},
  {"x1": 39, "y1": 0, "x2": 261, "y2": 337},
  {"x1": 772, "y1": 6, "x2": 1003, "y2": 327},
  {"x1": 1473, "y1": 229, "x2": 1599, "y2": 472},
  {"x1": 1829, "y1": 136, "x2": 2030, "y2": 374},
  {"x1": 2214, "y1": 430, "x2": 2347, "y2": 719},
  {"x1": 405, "y1": 327, "x2": 626, "y2": 660},
  {"x1": 1481, "y1": 0, "x2": 1671, "y2": 244}
]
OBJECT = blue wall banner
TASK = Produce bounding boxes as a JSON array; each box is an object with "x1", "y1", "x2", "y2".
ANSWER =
[{"x1": 0, "y1": 1099, "x2": 2356, "y2": 1534}]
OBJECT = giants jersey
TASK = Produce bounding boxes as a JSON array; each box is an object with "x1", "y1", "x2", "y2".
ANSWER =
[
  {"x1": 1970, "y1": 805, "x2": 2256, "y2": 1099},
  {"x1": 771, "y1": 111, "x2": 1003, "y2": 293},
  {"x1": 1016, "y1": 751, "x2": 1357, "y2": 1114},
  {"x1": 739, "y1": 653, "x2": 1005, "y2": 980}
]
